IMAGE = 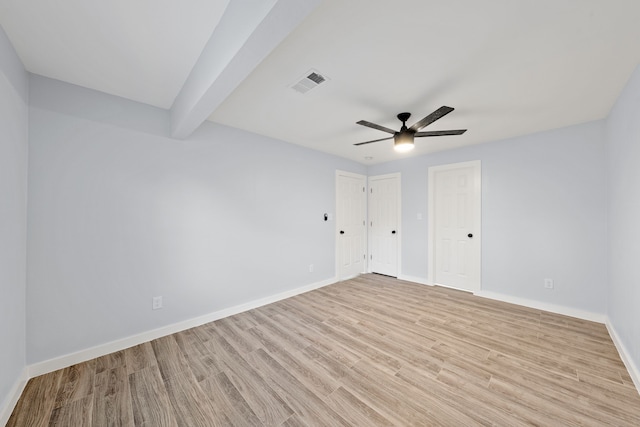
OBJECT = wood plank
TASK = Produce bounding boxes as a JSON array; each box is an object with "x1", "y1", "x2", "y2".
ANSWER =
[
  {"x1": 323, "y1": 386, "x2": 393, "y2": 426},
  {"x1": 199, "y1": 371, "x2": 262, "y2": 426},
  {"x1": 213, "y1": 316, "x2": 263, "y2": 355},
  {"x1": 163, "y1": 374, "x2": 219, "y2": 427},
  {"x1": 92, "y1": 366, "x2": 134, "y2": 426},
  {"x1": 6, "y1": 371, "x2": 63, "y2": 427},
  {"x1": 206, "y1": 333, "x2": 294, "y2": 425},
  {"x1": 54, "y1": 360, "x2": 96, "y2": 409},
  {"x1": 151, "y1": 335, "x2": 191, "y2": 382},
  {"x1": 49, "y1": 396, "x2": 93, "y2": 426},
  {"x1": 95, "y1": 350, "x2": 126, "y2": 375},
  {"x1": 248, "y1": 325, "x2": 341, "y2": 397},
  {"x1": 124, "y1": 342, "x2": 157, "y2": 375},
  {"x1": 244, "y1": 348, "x2": 351, "y2": 426},
  {"x1": 128, "y1": 365, "x2": 178, "y2": 427}
]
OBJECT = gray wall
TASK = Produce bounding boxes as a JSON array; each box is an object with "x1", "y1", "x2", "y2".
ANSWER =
[
  {"x1": 26, "y1": 75, "x2": 365, "y2": 364},
  {"x1": 25, "y1": 72, "x2": 613, "y2": 365},
  {"x1": 606, "y1": 63, "x2": 640, "y2": 374},
  {"x1": 0, "y1": 26, "x2": 28, "y2": 413},
  {"x1": 369, "y1": 121, "x2": 608, "y2": 315}
]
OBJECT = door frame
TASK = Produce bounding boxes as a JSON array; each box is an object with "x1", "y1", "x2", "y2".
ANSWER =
[
  {"x1": 427, "y1": 160, "x2": 481, "y2": 292},
  {"x1": 367, "y1": 173, "x2": 401, "y2": 276},
  {"x1": 335, "y1": 170, "x2": 368, "y2": 280}
]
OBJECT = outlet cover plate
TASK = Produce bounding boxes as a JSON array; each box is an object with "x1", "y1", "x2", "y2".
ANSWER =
[{"x1": 152, "y1": 296, "x2": 163, "y2": 310}]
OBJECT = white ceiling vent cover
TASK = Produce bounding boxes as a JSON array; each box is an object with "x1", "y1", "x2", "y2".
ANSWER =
[{"x1": 290, "y1": 69, "x2": 329, "y2": 94}]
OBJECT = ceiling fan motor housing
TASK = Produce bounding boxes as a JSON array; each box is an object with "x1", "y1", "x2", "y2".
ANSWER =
[{"x1": 397, "y1": 112, "x2": 411, "y2": 123}]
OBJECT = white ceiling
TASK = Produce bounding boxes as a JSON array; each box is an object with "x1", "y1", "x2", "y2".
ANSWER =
[
  {"x1": 2, "y1": 0, "x2": 640, "y2": 164},
  {"x1": 0, "y1": 0, "x2": 229, "y2": 109}
]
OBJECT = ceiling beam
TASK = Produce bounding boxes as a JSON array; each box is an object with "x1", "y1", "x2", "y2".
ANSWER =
[{"x1": 170, "y1": 0, "x2": 321, "y2": 139}]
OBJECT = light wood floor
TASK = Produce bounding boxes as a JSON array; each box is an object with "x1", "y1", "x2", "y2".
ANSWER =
[{"x1": 8, "y1": 274, "x2": 640, "y2": 426}]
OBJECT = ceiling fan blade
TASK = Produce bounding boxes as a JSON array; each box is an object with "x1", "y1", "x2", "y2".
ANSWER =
[
  {"x1": 354, "y1": 136, "x2": 393, "y2": 146},
  {"x1": 414, "y1": 129, "x2": 467, "y2": 137},
  {"x1": 409, "y1": 106, "x2": 454, "y2": 132},
  {"x1": 356, "y1": 120, "x2": 396, "y2": 134}
]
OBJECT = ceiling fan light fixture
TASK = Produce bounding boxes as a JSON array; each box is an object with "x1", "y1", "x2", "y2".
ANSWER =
[
  {"x1": 354, "y1": 107, "x2": 466, "y2": 151},
  {"x1": 394, "y1": 132, "x2": 414, "y2": 152}
]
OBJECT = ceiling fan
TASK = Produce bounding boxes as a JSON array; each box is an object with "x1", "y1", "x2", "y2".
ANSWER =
[{"x1": 354, "y1": 106, "x2": 467, "y2": 152}]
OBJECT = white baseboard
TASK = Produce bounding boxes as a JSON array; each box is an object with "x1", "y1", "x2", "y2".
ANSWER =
[
  {"x1": 398, "y1": 274, "x2": 431, "y2": 286},
  {"x1": 606, "y1": 320, "x2": 640, "y2": 395},
  {"x1": 397, "y1": 277, "x2": 608, "y2": 323},
  {"x1": 475, "y1": 290, "x2": 607, "y2": 324},
  {"x1": 0, "y1": 367, "x2": 28, "y2": 426},
  {"x1": 28, "y1": 276, "x2": 337, "y2": 377},
  {"x1": 397, "y1": 277, "x2": 605, "y2": 323}
]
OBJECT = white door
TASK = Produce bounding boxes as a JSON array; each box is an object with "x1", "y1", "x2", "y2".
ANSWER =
[
  {"x1": 336, "y1": 171, "x2": 367, "y2": 280},
  {"x1": 428, "y1": 161, "x2": 481, "y2": 292},
  {"x1": 369, "y1": 173, "x2": 400, "y2": 277}
]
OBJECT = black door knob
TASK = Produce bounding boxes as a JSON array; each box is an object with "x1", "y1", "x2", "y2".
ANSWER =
[
  {"x1": 392, "y1": 230, "x2": 396, "y2": 234},
  {"x1": 340, "y1": 230, "x2": 345, "y2": 234},
  {"x1": 468, "y1": 233, "x2": 473, "y2": 238}
]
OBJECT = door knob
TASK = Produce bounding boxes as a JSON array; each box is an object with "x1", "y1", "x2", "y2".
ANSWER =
[
  {"x1": 392, "y1": 230, "x2": 396, "y2": 234},
  {"x1": 468, "y1": 233, "x2": 473, "y2": 238},
  {"x1": 340, "y1": 230, "x2": 345, "y2": 234}
]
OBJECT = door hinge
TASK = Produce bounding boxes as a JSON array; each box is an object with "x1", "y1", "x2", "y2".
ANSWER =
[{"x1": 363, "y1": 187, "x2": 365, "y2": 192}]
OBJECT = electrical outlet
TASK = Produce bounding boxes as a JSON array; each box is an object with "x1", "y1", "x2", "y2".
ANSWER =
[
  {"x1": 152, "y1": 296, "x2": 163, "y2": 310},
  {"x1": 544, "y1": 278, "x2": 554, "y2": 289},
  {"x1": 309, "y1": 264, "x2": 314, "y2": 273}
]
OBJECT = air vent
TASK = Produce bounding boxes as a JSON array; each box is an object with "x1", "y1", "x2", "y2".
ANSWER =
[
  {"x1": 290, "y1": 69, "x2": 329, "y2": 94},
  {"x1": 306, "y1": 72, "x2": 325, "y2": 84}
]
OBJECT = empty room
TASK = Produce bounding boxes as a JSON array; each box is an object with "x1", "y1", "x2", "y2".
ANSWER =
[{"x1": 2, "y1": 0, "x2": 640, "y2": 425}]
